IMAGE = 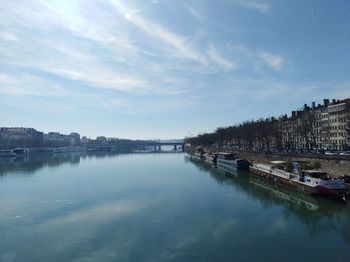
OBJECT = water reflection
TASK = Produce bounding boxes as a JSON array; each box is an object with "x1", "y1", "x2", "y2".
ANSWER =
[
  {"x1": 0, "y1": 153, "x2": 82, "y2": 177},
  {"x1": 0, "y1": 152, "x2": 349, "y2": 261},
  {"x1": 0, "y1": 150, "x2": 182, "y2": 177},
  {"x1": 185, "y1": 155, "x2": 350, "y2": 244}
]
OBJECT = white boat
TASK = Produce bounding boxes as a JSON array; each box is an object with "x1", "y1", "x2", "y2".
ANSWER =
[
  {"x1": 193, "y1": 147, "x2": 205, "y2": 160},
  {"x1": 204, "y1": 153, "x2": 215, "y2": 165},
  {"x1": 215, "y1": 153, "x2": 250, "y2": 172},
  {"x1": 249, "y1": 161, "x2": 347, "y2": 201}
]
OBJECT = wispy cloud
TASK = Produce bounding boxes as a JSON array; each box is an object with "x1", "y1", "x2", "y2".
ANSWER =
[
  {"x1": 259, "y1": 51, "x2": 284, "y2": 71},
  {"x1": 0, "y1": 73, "x2": 69, "y2": 96},
  {"x1": 185, "y1": 5, "x2": 204, "y2": 19},
  {"x1": 0, "y1": 32, "x2": 18, "y2": 42},
  {"x1": 227, "y1": 44, "x2": 284, "y2": 73},
  {"x1": 232, "y1": 0, "x2": 270, "y2": 13},
  {"x1": 311, "y1": 9, "x2": 316, "y2": 25},
  {"x1": 2, "y1": 40, "x2": 151, "y2": 94},
  {"x1": 3, "y1": 0, "x2": 345, "y2": 139},
  {"x1": 110, "y1": 0, "x2": 208, "y2": 65},
  {"x1": 207, "y1": 44, "x2": 237, "y2": 71}
]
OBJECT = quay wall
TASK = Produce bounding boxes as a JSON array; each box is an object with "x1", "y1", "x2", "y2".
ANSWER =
[
  {"x1": 185, "y1": 146, "x2": 350, "y2": 177},
  {"x1": 235, "y1": 151, "x2": 350, "y2": 177}
]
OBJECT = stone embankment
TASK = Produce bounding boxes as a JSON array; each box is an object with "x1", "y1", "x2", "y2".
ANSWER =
[{"x1": 185, "y1": 146, "x2": 350, "y2": 177}]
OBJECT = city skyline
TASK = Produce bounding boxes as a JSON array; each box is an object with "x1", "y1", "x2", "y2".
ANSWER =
[{"x1": 1, "y1": 0, "x2": 350, "y2": 139}]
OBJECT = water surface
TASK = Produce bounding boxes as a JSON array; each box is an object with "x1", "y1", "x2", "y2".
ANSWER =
[{"x1": 0, "y1": 152, "x2": 349, "y2": 262}]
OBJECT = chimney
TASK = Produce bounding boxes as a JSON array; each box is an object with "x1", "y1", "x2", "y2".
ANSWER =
[
  {"x1": 312, "y1": 102, "x2": 315, "y2": 109},
  {"x1": 323, "y1": 99, "x2": 330, "y2": 106}
]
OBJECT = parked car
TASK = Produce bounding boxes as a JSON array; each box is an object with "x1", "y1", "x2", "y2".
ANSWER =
[
  {"x1": 339, "y1": 151, "x2": 350, "y2": 156},
  {"x1": 325, "y1": 151, "x2": 337, "y2": 155}
]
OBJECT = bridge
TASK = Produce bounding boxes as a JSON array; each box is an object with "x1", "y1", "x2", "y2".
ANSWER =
[
  {"x1": 138, "y1": 140, "x2": 184, "y2": 151},
  {"x1": 87, "y1": 140, "x2": 185, "y2": 151}
]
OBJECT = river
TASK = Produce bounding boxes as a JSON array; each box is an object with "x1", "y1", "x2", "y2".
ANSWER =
[{"x1": 0, "y1": 151, "x2": 349, "y2": 261}]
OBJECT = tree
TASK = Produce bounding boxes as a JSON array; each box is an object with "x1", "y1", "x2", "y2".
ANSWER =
[{"x1": 298, "y1": 110, "x2": 316, "y2": 149}]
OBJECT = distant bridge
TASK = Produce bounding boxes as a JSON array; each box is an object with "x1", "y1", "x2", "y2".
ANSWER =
[{"x1": 87, "y1": 140, "x2": 185, "y2": 151}]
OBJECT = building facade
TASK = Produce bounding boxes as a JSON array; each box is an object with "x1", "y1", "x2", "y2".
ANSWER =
[
  {"x1": 43, "y1": 132, "x2": 81, "y2": 147},
  {"x1": 0, "y1": 128, "x2": 43, "y2": 149},
  {"x1": 280, "y1": 99, "x2": 350, "y2": 150}
]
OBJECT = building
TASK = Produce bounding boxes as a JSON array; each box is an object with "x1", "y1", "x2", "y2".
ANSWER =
[
  {"x1": 326, "y1": 99, "x2": 350, "y2": 149},
  {"x1": 81, "y1": 136, "x2": 89, "y2": 145},
  {"x1": 280, "y1": 98, "x2": 350, "y2": 150},
  {"x1": 96, "y1": 136, "x2": 108, "y2": 145},
  {"x1": 70, "y1": 132, "x2": 81, "y2": 146},
  {"x1": 43, "y1": 132, "x2": 80, "y2": 147},
  {"x1": 0, "y1": 127, "x2": 43, "y2": 149}
]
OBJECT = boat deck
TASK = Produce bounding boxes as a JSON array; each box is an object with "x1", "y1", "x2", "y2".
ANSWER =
[{"x1": 251, "y1": 163, "x2": 316, "y2": 188}]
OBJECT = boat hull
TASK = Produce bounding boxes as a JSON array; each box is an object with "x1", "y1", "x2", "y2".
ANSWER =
[
  {"x1": 249, "y1": 166, "x2": 316, "y2": 193},
  {"x1": 315, "y1": 186, "x2": 347, "y2": 201},
  {"x1": 235, "y1": 159, "x2": 250, "y2": 171}
]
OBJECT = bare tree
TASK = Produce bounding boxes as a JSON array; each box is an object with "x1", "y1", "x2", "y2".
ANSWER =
[{"x1": 298, "y1": 110, "x2": 316, "y2": 149}]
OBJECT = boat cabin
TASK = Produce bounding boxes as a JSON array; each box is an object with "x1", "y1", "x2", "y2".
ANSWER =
[
  {"x1": 300, "y1": 170, "x2": 334, "y2": 186},
  {"x1": 270, "y1": 161, "x2": 293, "y2": 172},
  {"x1": 217, "y1": 153, "x2": 235, "y2": 160},
  {"x1": 302, "y1": 170, "x2": 328, "y2": 179}
]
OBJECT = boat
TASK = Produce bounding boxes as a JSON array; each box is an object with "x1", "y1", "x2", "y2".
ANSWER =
[
  {"x1": 215, "y1": 153, "x2": 250, "y2": 171},
  {"x1": 0, "y1": 149, "x2": 16, "y2": 157},
  {"x1": 193, "y1": 147, "x2": 205, "y2": 160},
  {"x1": 303, "y1": 170, "x2": 348, "y2": 200},
  {"x1": 204, "y1": 153, "x2": 215, "y2": 165},
  {"x1": 249, "y1": 161, "x2": 347, "y2": 202}
]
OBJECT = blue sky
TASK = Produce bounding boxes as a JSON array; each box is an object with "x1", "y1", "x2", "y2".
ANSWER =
[{"x1": 1, "y1": 0, "x2": 350, "y2": 139}]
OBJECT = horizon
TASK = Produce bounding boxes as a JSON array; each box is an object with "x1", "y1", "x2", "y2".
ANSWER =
[
  {"x1": 1, "y1": 0, "x2": 350, "y2": 139},
  {"x1": 1, "y1": 96, "x2": 348, "y2": 140}
]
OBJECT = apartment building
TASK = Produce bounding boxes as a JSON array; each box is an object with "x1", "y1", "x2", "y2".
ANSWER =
[
  {"x1": 281, "y1": 98, "x2": 350, "y2": 150},
  {"x1": 0, "y1": 127, "x2": 43, "y2": 149}
]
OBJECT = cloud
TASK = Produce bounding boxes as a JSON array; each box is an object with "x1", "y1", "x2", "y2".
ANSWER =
[
  {"x1": 227, "y1": 44, "x2": 285, "y2": 73},
  {"x1": 2, "y1": 40, "x2": 150, "y2": 93},
  {"x1": 185, "y1": 5, "x2": 203, "y2": 19},
  {"x1": 0, "y1": 73, "x2": 69, "y2": 96},
  {"x1": 0, "y1": 1, "x2": 154, "y2": 93},
  {"x1": 110, "y1": 0, "x2": 208, "y2": 65},
  {"x1": 232, "y1": 0, "x2": 270, "y2": 13},
  {"x1": 259, "y1": 51, "x2": 284, "y2": 71},
  {"x1": 0, "y1": 32, "x2": 18, "y2": 42},
  {"x1": 207, "y1": 44, "x2": 237, "y2": 71}
]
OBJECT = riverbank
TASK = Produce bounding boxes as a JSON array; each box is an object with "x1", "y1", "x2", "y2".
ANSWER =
[
  {"x1": 186, "y1": 145, "x2": 350, "y2": 198},
  {"x1": 185, "y1": 146, "x2": 350, "y2": 178}
]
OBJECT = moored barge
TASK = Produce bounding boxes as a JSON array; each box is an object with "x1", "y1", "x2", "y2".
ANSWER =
[
  {"x1": 249, "y1": 161, "x2": 347, "y2": 201},
  {"x1": 215, "y1": 153, "x2": 250, "y2": 172}
]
